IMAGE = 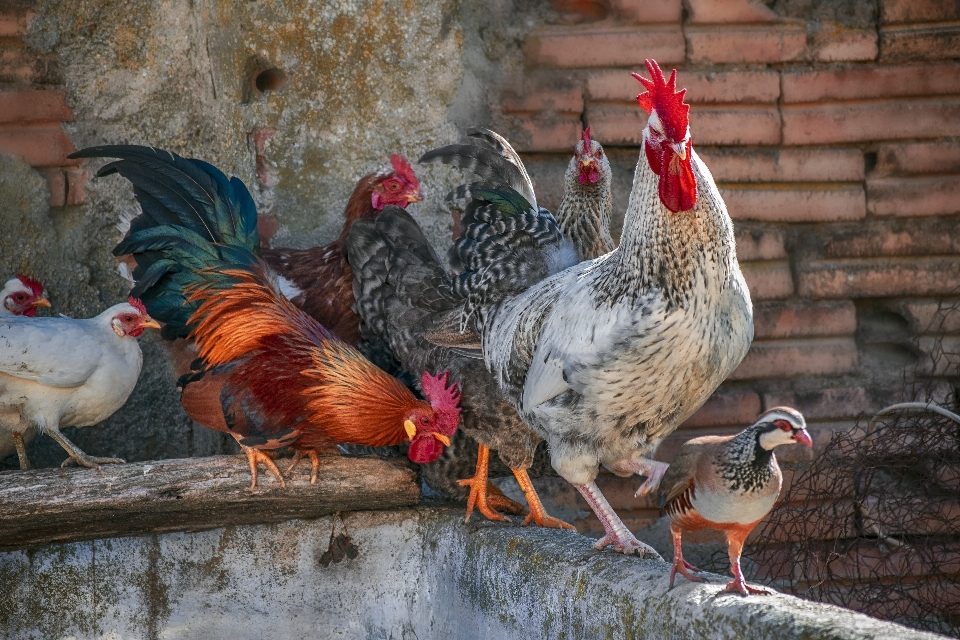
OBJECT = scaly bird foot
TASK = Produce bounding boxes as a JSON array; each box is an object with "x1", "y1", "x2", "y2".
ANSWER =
[
  {"x1": 593, "y1": 532, "x2": 662, "y2": 559},
  {"x1": 719, "y1": 579, "x2": 770, "y2": 596},
  {"x1": 633, "y1": 459, "x2": 670, "y2": 497},
  {"x1": 486, "y1": 482, "x2": 528, "y2": 516},
  {"x1": 242, "y1": 445, "x2": 286, "y2": 490},
  {"x1": 286, "y1": 449, "x2": 322, "y2": 484},
  {"x1": 458, "y1": 444, "x2": 510, "y2": 523},
  {"x1": 512, "y1": 468, "x2": 575, "y2": 531},
  {"x1": 669, "y1": 558, "x2": 704, "y2": 589},
  {"x1": 12, "y1": 432, "x2": 32, "y2": 470}
]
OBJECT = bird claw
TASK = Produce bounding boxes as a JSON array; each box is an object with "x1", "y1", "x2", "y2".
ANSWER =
[
  {"x1": 593, "y1": 533, "x2": 663, "y2": 560},
  {"x1": 459, "y1": 477, "x2": 512, "y2": 523},
  {"x1": 633, "y1": 459, "x2": 670, "y2": 497},
  {"x1": 522, "y1": 512, "x2": 576, "y2": 531},
  {"x1": 719, "y1": 580, "x2": 770, "y2": 596}
]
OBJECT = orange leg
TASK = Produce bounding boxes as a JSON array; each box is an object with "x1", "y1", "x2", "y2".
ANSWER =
[
  {"x1": 458, "y1": 444, "x2": 519, "y2": 523},
  {"x1": 486, "y1": 482, "x2": 528, "y2": 515},
  {"x1": 286, "y1": 449, "x2": 323, "y2": 484},
  {"x1": 512, "y1": 468, "x2": 575, "y2": 530},
  {"x1": 719, "y1": 529, "x2": 769, "y2": 596},
  {"x1": 241, "y1": 444, "x2": 286, "y2": 490}
]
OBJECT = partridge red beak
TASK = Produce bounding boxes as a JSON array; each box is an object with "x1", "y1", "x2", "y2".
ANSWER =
[{"x1": 792, "y1": 428, "x2": 813, "y2": 448}]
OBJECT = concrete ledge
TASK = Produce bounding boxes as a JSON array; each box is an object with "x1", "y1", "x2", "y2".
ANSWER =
[{"x1": 0, "y1": 507, "x2": 942, "y2": 639}]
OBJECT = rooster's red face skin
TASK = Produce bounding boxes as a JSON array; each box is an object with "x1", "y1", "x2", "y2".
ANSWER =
[{"x1": 633, "y1": 59, "x2": 698, "y2": 213}]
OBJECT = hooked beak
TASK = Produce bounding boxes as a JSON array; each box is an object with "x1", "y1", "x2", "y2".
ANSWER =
[
  {"x1": 405, "y1": 192, "x2": 423, "y2": 204},
  {"x1": 673, "y1": 141, "x2": 688, "y2": 161},
  {"x1": 140, "y1": 319, "x2": 162, "y2": 330},
  {"x1": 404, "y1": 419, "x2": 417, "y2": 441},
  {"x1": 792, "y1": 428, "x2": 813, "y2": 448},
  {"x1": 31, "y1": 298, "x2": 51, "y2": 308},
  {"x1": 433, "y1": 433, "x2": 451, "y2": 447}
]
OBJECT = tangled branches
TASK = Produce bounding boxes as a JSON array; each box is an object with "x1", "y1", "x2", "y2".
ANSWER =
[{"x1": 731, "y1": 300, "x2": 960, "y2": 636}]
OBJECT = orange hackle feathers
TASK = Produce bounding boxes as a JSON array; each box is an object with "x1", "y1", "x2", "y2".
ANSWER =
[
  {"x1": 185, "y1": 262, "x2": 330, "y2": 366},
  {"x1": 303, "y1": 340, "x2": 429, "y2": 447}
]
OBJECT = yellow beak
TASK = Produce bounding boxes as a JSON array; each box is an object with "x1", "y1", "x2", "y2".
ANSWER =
[
  {"x1": 140, "y1": 319, "x2": 162, "y2": 330},
  {"x1": 404, "y1": 419, "x2": 417, "y2": 440},
  {"x1": 32, "y1": 298, "x2": 51, "y2": 308},
  {"x1": 433, "y1": 433, "x2": 451, "y2": 447},
  {"x1": 406, "y1": 192, "x2": 423, "y2": 204}
]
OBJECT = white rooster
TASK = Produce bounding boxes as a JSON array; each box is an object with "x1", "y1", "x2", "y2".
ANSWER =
[
  {"x1": 476, "y1": 59, "x2": 754, "y2": 556},
  {"x1": 0, "y1": 297, "x2": 159, "y2": 469}
]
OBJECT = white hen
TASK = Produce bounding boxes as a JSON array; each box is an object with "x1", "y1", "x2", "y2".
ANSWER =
[
  {"x1": 0, "y1": 274, "x2": 50, "y2": 317},
  {"x1": 0, "y1": 297, "x2": 159, "y2": 469}
]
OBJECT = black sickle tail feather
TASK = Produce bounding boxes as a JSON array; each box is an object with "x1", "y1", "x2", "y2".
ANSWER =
[{"x1": 69, "y1": 145, "x2": 261, "y2": 339}]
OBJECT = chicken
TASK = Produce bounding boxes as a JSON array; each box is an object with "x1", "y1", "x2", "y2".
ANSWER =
[
  {"x1": 659, "y1": 407, "x2": 812, "y2": 595},
  {"x1": 555, "y1": 127, "x2": 615, "y2": 262},
  {"x1": 1, "y1": 274, "x2": 50, "y2": 316},
  {"x1": 0, "y1": 297, "x2": 159, "y2": 469},
  {"x1": 261, "y1": 154, "x2": 421, "y2": 345},
  {"x1": 348, "y1": 127, "x2": 611, "y2": 528},
  {"x1": 70, "y1": 145, "x2": 460, "y2": 489},
  {"x1": 425, "y1": 60, "x2": 753, "y2": 558}
]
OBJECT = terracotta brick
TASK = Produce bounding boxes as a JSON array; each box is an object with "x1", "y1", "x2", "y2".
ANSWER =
[
  {"x1": 610, "y1": 0, "x2": 682, "y2": 23},
  {"x1": 0, "y1": 125, "x2": 78, "y2": 167},
  {"x1": 587, "y1": 69, "x2": 780, "y2": 103},
  {"x1": 867, "y1": 176, "x2": 960, "y2": 217},
  {"x1": 36, "y1": 167, "x2": 66, "y2": 207},
  {"x1": 700, "y1": 148, "x2": 864, "y2": 183},
  {"x1": 782, "y1": 63, "x2": 960, "y2": 104},
  {"x1": 685, "y1": 0, "x2": 777, "y2": 24},
  {"x1": 740, "y1": 260, "x2": 794, "y2": 300},
  {"x1": 734, "y1": 226, "x2": 786, "y2": 261},
  {"x1": 513, "y1": 115, "x2": 583, "y2": 152},
  {"x1": 721, "y1": 185, "x2": 866, "y2": 222},
  {"x1": 880, "y1": 0, "x2": 960, "y2": 24},
  {"x1": 0, "y1": 48, "x2": 59, "y2": 85},
  {"x1": 548, "y1": 0, "x2": 608, "y2": 23},
  {"x1": 898, "y1": 299, "x2": 960, "y2": 334},
  {"x1": 754, "y1": 301, "x2": 857, "y2": 339},
  {"x1": 729, "y1": 338, "x2": 859, "y2": 380},
  {"x1": 0, "y1": 8, "x2": 35, "y2": 37},
  {"x1": 879, "y1": 23, "x2": 960, "y2": 62},
  {"x1": 874, "y1": 140, "x2": 960, "y2": 177},
  {"x1": 763, "y1": 387, "x2": 880, "y2": 422},
  {"x1": 680, "y1": 390, "x2": 762, "y2": 428},
  {"x1": 0, "y1": 90, "x2": 73, "y2": 124},
  {"x1": 586, "y1": 103, "x2": 780, "y2": 146},
  {"x1": 65, "y1": 167, "x2": 88, "y2": 206},
  {"x1": 797, "y1": 257, "x2": 960, "y2": 298},
  {"x1": 686, "y1": 24, "x2": 806, "y2": 64},
  {"x1": 502, "y1": 86, "x2": 583, "y2": 114},
  {"x1": 822, "y1": 217, "x2": 960, "y2": 258},
  {"x1": 525, "y1": 26, "x2": 685, "y2": 68},
  {"x1": 813, "y1": 28, "x2": 878, "y2": 62},
  {"x1": 782, "y1": 98, "x2": 960, "y2": 145}
]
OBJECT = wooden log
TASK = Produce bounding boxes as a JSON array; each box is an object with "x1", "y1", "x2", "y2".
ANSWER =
[{"x1": 0, "y1": 454, "x2": 419, "y2": 551}]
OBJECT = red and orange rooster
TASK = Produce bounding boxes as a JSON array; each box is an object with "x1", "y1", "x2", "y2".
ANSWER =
[
  {"x1": 70, "y1": 146, "x2": 459, "y2": 489},
  {"x1": 262, "y1": 155, "x2": 421, "y2": 345}
]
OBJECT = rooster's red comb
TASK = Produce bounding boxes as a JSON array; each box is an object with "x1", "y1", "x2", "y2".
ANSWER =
[
  {"x1": 632, "y1": 59, "x2": 690, "y2": 142},
  {"x1": 390, "y1": 154, "x2": 420, "y2": 189},
  {"x1": 15, "y1": 274, "x2": 44, "y2": 297},
  {"x1": 421, "y1": 370, "x2": 462, "y2": 436},
  {"x1": 127, "y1": 297, "x2": 148, "y2": 316},
  {"x1": 581, "y1": 127, "x2": 592, "y2": 151}
]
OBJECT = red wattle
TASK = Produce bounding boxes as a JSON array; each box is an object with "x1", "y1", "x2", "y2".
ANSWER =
[
  {"x1": 657, "y1": 144, "x2": 697, "y2": 213},
  {"x1": 407, "y1": 434, "x2": 444, "y2": 463},
  {"x1": 23, "y1": 308, "x2": 37, "y2": 317}
]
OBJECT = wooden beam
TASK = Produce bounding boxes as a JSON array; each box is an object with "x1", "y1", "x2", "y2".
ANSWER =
[{"x1": 0, "y1": 454, "x2": 419, "y2": 551}]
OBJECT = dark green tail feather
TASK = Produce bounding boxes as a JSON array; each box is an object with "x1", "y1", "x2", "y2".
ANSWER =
[{"x1": 69, "y1": 144, "x2": 262, "y2": 338}]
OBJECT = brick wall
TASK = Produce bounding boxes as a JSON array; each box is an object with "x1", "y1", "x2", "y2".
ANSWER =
[
  {"x1": 0, "y1": 0, "x2": 85, "y2": 207},
  {"x1": 501, "y1": 0, "x2": 960, "y2": 544}
]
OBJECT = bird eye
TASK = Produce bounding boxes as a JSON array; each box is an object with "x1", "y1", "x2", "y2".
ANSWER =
[
  {"x1": 421, "y1": 417, "x2": 429, "y2": 425},
  {"x1": 594, "y1": 150, "x2": 602, "y2": 158},
  {"x1": 388, "y1": 180, "x2": 401, "y2": 191},
  {"x1": 123, "y1": 315, "x2": 134, "y2": 322},
  {"x1": 775, "y1": 419, "x2": 791, "y2": 432},
  {"x1": 14, "y1": 294, "x2": 25, "y2": 301}
]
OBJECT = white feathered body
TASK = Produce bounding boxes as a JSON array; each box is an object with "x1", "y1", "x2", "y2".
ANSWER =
[
  {"x1": 486, "y1": 150, "x2": 753, "y2": 486},
  {"x1": 0, "y1": 306, "x2": 144, "y2": 436}
]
